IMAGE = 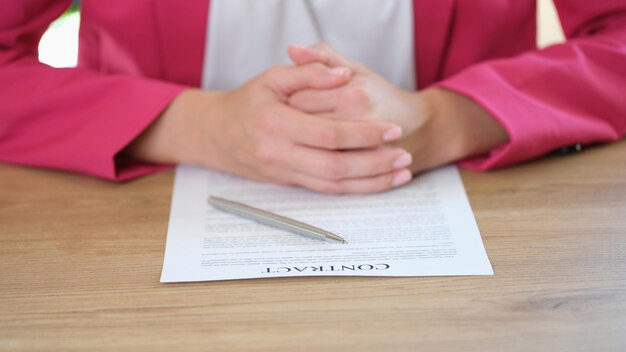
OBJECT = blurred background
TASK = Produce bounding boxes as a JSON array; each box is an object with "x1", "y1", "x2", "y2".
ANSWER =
[{"x1": 38, "y1": 0, "x2": 566, "y2": 68}]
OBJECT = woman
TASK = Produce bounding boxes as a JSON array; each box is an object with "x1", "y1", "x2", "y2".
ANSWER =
[{"x1": 1, "y1": 0, "x2": 625, "y2": 194}]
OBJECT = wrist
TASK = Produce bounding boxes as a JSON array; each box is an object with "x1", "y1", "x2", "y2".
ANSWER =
[
  {"x1": 422, "y1": 88, "x2": 509, "y2": 162},
  {"x1": 125, "y1": 89, "x2": 225, "y2": 167},
  {"x1": 395, "y1": 88, "x2": 508, "y2": 173}
]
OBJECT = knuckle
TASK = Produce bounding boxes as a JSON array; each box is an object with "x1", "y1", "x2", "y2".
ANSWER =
[
  {"x1": 340, "y1": 85, "x2": 369, "y2": 106},
  {"x1": 252, "y1": 141, "x2": 277, "y2": 163},
  {"x1": 257, "y1": 109, "x2": 281, "y2": 135},
  {"x1": 260, "y1": 65, "x2": 288, "y2": 81},
  {"x1": 320, "y1": 156, "x2": 346, "y2": 180},
  {"x1": 259, "y1": 68, "x2": 274, "y2": 81},
  {"x1": 318, "y1": 126, "x2": 343, "y2": 149},
  {"x1": 288, "y1": 92, "x2": 305, "y2": 107}
]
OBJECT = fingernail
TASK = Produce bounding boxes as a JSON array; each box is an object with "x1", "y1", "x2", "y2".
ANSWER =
[
  {"x1": 383, "y1": 126, "x2": 402, "y2": 141},
  {"x1": 392, "y1": 170, "x2": 412, "y2": 187},
  {"x1": 329, "y1": 67, "x2": 350, "y2": 77},
  {"x1": 290, "y1": 44, "x2": 306, "y2": 50},
  {"x1": 393, "y1": 153, "x2": 412, "y2": 169}
]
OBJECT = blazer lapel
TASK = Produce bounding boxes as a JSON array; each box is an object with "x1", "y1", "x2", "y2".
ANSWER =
[
  {"x1": 152, "y1": 0, "x2": 454, "y2": 89},
  {"x1": 154, "y1": 0, "x2": 210, "y2": 87},
  {"x1": 413, "y1": 0, "x2": 455, "y2": 88}
]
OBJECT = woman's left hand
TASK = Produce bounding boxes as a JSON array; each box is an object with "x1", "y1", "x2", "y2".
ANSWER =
[{"x1": 287, "y1": 43, "x2": 509, "y2": 174}]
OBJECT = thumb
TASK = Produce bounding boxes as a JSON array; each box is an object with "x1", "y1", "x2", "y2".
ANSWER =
[{"x1": 264, "y1": 63, "x2": 351, "y2": 98}]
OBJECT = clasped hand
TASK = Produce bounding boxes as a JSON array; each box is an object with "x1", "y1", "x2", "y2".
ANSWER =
[{"x1": 128, "y1": 43, "x2": 508, "y2": 194}]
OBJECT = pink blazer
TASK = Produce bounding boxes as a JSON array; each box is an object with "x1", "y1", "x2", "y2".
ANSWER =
[{"x1": 1, "y1": 0, "x2": 625, "y2": 180}]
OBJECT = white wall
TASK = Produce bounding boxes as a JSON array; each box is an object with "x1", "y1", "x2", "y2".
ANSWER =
[{"x1": 538, "y1": 0, "x2": 565, "y2": 48}]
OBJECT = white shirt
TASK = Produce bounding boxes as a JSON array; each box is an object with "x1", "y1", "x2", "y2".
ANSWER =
[{"x1": 201, "y1": 0, "x2": 415, "y2": 91}]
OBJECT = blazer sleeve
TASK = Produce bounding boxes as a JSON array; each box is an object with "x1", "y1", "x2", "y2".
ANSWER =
[
  {"x1": 0, "y1": 1, "x2": 186, "y2": 180},
  {"x1": 437, "y1": 0, "x2": 626, "y2": 170}
]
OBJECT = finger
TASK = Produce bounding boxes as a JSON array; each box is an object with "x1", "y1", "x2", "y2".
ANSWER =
[
  {"x1": 271, "y1": 105, "x2": 402, "y2": 149},
  {"x1": 293, "y1": 168, "x2": 413, "y2": 195},
  {"x1": 289, "y1": 85, "x2": 371, "y2": 121},
  {"x1": 288, "y1": 43, "x2": 359, "y2": 72},
  {"x1": 288, "y1": 88, "x2": 340, "y2": 113},
  {"x1": 263, "y1": 63, "x2": 351, "y2": 98},
  {"x1": 285, "y1": 146, "x2": 412, "y2": 180},
  {"x1": 288, "y1": 44, "x2": 329, "y2": 66}
]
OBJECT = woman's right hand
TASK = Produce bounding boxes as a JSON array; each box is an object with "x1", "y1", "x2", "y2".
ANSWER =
[{"x1": 126, "y1": 63, "x2": 414, "y2": 194}]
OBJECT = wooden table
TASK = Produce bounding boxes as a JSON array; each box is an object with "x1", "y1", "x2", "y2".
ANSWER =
[{"x1": 1, "y1": 140, "x2": 625, "y2": 352}]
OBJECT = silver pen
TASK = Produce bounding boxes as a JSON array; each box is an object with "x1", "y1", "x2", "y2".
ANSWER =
[{"x1": 208, "y1": 196, "x2": 347, "y2": 244}]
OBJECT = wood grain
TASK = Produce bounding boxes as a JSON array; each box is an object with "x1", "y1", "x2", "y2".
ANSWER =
[{"x1": 1, "y1": 140, "x2": 625, "y2": 352}]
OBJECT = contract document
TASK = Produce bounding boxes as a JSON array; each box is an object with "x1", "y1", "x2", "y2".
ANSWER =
[{"x1": 160, "y1": 165, "x2": 493, "y2": 282}]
